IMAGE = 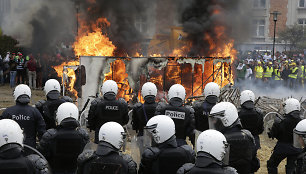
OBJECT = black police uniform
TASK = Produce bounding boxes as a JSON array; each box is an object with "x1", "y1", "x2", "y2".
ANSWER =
[
  {"x1": 138, "y1": 136, "x2": 195, "y2": 174},
  {"x1": 77, "y1": 141, "x2": 137, "y2": 174},
  {"x1": 296, "y1": 150, "x2": 306, "y2": 174},
  {"x1": 193, "y1": 96, "x2": 217, "y2": 132},
  {"x1": 0, "y1": 144, "x2": 50, "y2": 174},
  {"x1": 267, "y1": 111, "x2": 302, "y2": 174},
  {"x1": 221, "y1": 123, "x2": 258, "y2": 174},
  {"x1": 238, "y1": 101, "x2": 264, "y2": 150},
  {"x1": 155, "y1": 98, "x2": 195, "y2": 146},
  {"x1": 132, "y1": 96, "x2": 157, "y2": 136},
  {"x1": 87, "y1": 93, "x2": 129, "y2": 143},
  {"x1": 38, "y1": 118, "x2": 89, "y2": 174},
  {"x1": 35, "y1": 94, "x2": 68, "y2": 130},
  {"x1": 177, "y1": 152, "x2": 238, "y2": 174},
  {"x1": 1, "y1": 102, "x2": 46, "y2": 148}
]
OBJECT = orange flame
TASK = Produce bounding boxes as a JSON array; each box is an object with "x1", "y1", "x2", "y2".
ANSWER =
[
  {"x1": 53, "y1": 60, "x2": 80, "y2": 98},
  {"x1": 73, "y1": 18, "x2": 115, "y2": 57}
]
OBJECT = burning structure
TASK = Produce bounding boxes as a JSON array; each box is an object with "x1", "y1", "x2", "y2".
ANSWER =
[{"x1": 49, "y1": 0, "x2": 248, "y2": 108}]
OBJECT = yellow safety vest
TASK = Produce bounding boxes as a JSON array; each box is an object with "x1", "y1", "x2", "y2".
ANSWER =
[
  {"x1": 274, "y1": 69, "x2": 281, "y2": 80},
  {"x1": 264, "y1": 67, "x2": 274, "y2": 78},
  {"x1": 289, "y1": 67, "x2": 298, "y2": 79},
  {"x1": 255, "y1": 66, "x2": 263, "y2": 79},
  {"x1": 300, "y1": 66, "x2": 304, "y2": 78}
]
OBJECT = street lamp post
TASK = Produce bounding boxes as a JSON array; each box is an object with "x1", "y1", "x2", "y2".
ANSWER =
[{"x1": 271, "y1": 11, "x2": 281, "y2": 60}]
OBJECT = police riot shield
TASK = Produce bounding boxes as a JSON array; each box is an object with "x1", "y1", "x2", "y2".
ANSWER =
[
  {"x1": 194, "y1": 130, "x2": 201, "y2": 152},
  {"x1": 130, "y1": 135, "x2": 141, "y2": 165},
  {"x1": 23, "y1": 144, "x2": 48, "y2": 161},
  {"x1": 263, "y1": 112, "x2": 283, "y2": 134}
]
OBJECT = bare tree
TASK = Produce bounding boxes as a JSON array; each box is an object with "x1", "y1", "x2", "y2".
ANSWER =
[{"x1": 278, "y1": 24, "x2": 306, "y2": 51}]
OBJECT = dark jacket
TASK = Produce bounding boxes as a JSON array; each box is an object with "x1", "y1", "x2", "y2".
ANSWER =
[
  {"x1": 1, "y1": 102, "x2": 46, "y2": 148},
  {"x1": 139, "y1": 136, "x2": 195, "y2": 174},
  {"x1": 77, "y1": 142, "x2": 137, "y2": 174},
  {"x1": 132, "y1": 96, "x2": 157, "y2": 136},
  {"x1": 38, "y1": 118, "x2": 89, "y2": 173},
  {"x1": 0, "y1": 143, "x2": 50, "y2": 173},
  {"x1": 177, "y1": 152, "x2": 237, "y2": 174}
]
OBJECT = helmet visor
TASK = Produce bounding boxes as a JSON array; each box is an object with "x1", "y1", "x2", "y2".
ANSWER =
[
  {"x1": 293, "y1": 130, "x2": 306, "y2": 149},
  {"x1": 208, "y1": 111, "x2": 226, "y2": 131},
  {"x1": 222, "y1": 142, "x2": 230, "y2": 165},
  {"x1": 144, "y1": 124, "x2": 158, "y2": 144}
]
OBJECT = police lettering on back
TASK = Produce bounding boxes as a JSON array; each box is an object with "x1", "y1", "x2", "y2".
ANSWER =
[
  {"x1": 165, "y1": 110, "x2": 185, "y2": 120},
  {"x1": 105, "y1": 105, "x2": 119, "y2": 110},
  {"x1": 12, "y1": 114, "x2": 31, "y2": 121}
]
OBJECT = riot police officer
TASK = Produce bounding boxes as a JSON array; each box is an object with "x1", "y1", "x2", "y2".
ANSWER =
[
  {"x1": 138, "y1": 115, "x2": 195, "y2": 174},
  {"x1": 238, "y1": 90, "x2": 264, "y2": 152},
  {"x1": 132, "y1": 82, "x2": 158, "y2": 154},
  {"x1": 35, "y1": 79, "x2": 69, "y2": 129},
  {"x1": 38, "y1": 102, "x2": 89, "y2": 174},
  {"x1": 177, "y1": 129, "x2": 238, "y2": 174},
  {"x1": 1, "y1": 84, "x2": 46, "y2": 148},
  {"x1": 87, "y1": 80, "x2": 129, "y2": 143},
  {"x1": 293, "y1": 119, "x2": 306, "y2": 173},
  {"x1": 267, "y1": 98, "x2": 302, "y2": 174},
  {"x1": 155, "y1": 84, "x2": 195, "y2": 146},
  {"x1": 0, "y1": 119, "x2": 50, "y2": 173},
  {"x1": 77, "y1": 122, "x2": 137, "y2": 174},
  {"x1": 193, "y1": 82, "x2": 220, "y2": 131},
  {"x1": 209, "y1": 102, "x2": 258, "y2": 174}
]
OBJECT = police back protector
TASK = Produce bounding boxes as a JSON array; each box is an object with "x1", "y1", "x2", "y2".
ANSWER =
[
  {"x1": 224, "y1": 130, "x2": 253, "y2": 173},
  {"x1": 50, "y1": 129, "x2": 84, "y2": 171},
  {"x1": 156, "y1": 146, "x2": 192, "y2": 174},
  {"x1": 96, "y1": 99, "x2": 124, "y2": 127},
  {"x1": 0, "y1": 156, "x2": 34, "y2": 174},
  {"x1": 87, "y1": 153, "x2": 128, "y2": 174},
  {"x1": 164, "y1": 105, "x2": 190, "y2": 140}
]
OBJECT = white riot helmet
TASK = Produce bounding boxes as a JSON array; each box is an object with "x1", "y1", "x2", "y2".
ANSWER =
[
  {"x1": 204, "y1": 82, "x2": 220, "y2": 98},
  {"x1": 293, "y1": 119, "x2": 306, "y2": 148},
  {"x1": 56, "y1": 102, "x2": 79, "y2": 124},
  {"x1": 101, "y1": 80, "x2": 118, "y2": 96},
  {"x1": 209, "y1": 102, "x2": 239, "y2": 131},
  {"x1": 0, "y1": 119, "x2": 24, "y2": 147},
  {"x1": 13, "y1": 84, "x2": 31, "y2": 103},
  {"x1": 141, "y1": 82, "x2": 157, "y2": 98},
  {"x1": 240, "y1": 90, "x2": 255, "y2": 105},
  {"x1": 197, "y1": 129, "x2": 229, "y2": 162},
  {"x1": 283, "y1": 98, "x2": 301, "y2": 115},
  {"x1": 144, "y1": 115, "x2": 175, "y2": 144},
  {"x1": 44, "y1": 79, "x2": 61, "y2": 99},
  {"x1": 99, "y1": 122, "x2": 126, "y2": 149},
  {"x1": 168, "y1": 84, "x2": 186, "y2": 101}
]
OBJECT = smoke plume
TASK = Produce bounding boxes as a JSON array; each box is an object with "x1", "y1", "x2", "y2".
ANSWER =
[
  {"x1": 179, "y1": 0, "x2": 251, "y2": 56},
  {"x1": 2, "y1": 0, "x2": 76, "y2": 55}
]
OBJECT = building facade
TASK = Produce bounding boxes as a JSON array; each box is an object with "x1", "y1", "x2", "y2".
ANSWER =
[{"x1": 239, "y1": 0, "x2": 306, "y2": 53}]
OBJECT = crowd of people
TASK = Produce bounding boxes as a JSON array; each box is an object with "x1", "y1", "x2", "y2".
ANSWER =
[
  {"x1": 0, "y1": 51, "x2": 65, "y2": 90},
  {"x1": 0, "y1": 78, "x2": 305, "y2": 174},
  {"x1": 235, "y1": 51, "x2": 306, "y2": 89}
]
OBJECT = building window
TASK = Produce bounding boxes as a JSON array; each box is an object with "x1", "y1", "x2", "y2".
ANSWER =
[
  {"x1": 253, "y1": 0, "x2": 266, "y2": 8},
  {"x1": 299, "y1": 0, "x2": 306, "y2": 7},
  {"x1": 135, "y1": 15, "x2": 148, "y2": 34},
  {"x1": 298, "y1": 19, "x2": 306, "y2": 27},
  {"x1": 253, "y1": 19, "x2": 265, "y2": 37}
]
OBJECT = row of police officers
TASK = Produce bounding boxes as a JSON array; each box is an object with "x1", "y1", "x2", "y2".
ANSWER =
[{"x1": 0, "y1": 78, "x2": 305, "y2": 174}]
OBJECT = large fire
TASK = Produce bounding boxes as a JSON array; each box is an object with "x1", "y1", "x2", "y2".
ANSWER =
[{"x1": 53, "y1": 12, "x2": 237, "y2": 101}]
